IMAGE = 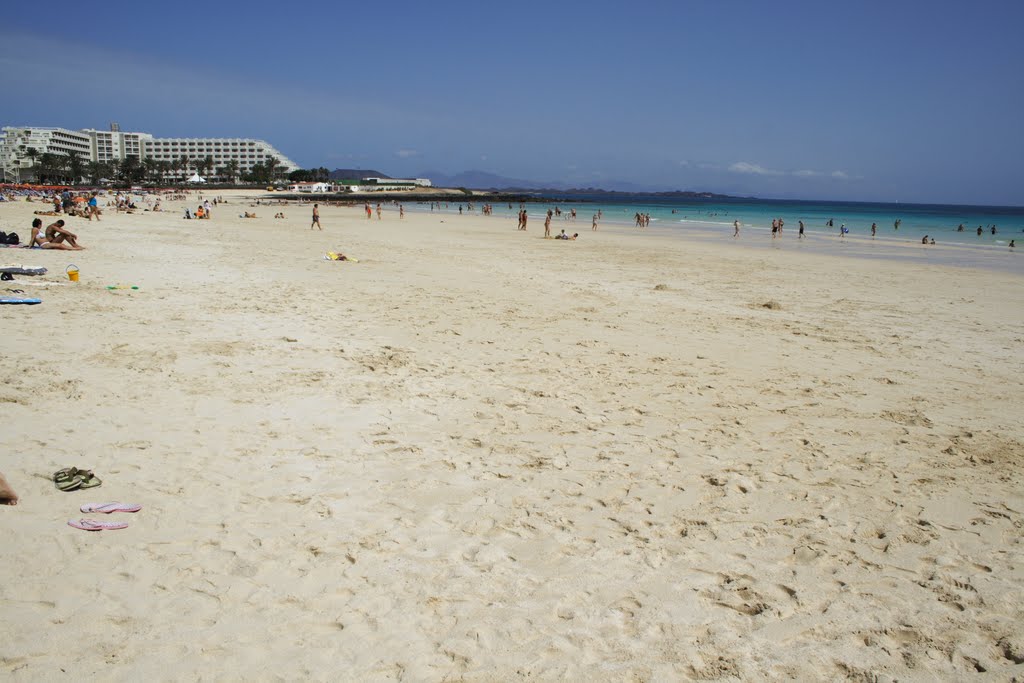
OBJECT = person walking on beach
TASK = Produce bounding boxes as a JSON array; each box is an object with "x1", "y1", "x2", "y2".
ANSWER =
[
  {"x1": 87, "y1": 192, "x2": 101, "y2": 221},
  {"x1": 733, "y1": 220, "x2": 739, "y2": 237},
  {"x1": 399, "y1": 204, "x2": 405, "y2": 219},
  {"x1": 871, "y1": 222, "x2": 877, "y2": 238},
  {"x1": 798, "y1": 220, "x2": 805, "y2": 238},
  {"x1": 544, "y1": 212, "x2": 552, "y2": 238},
  {"x1": 311, "y1": 204, "x2": 322, "y2": 230},
  {"x1": 376, "y1": 203, "x2": 383, "y2": 220},
  {"x1": 771, "y1": 218, "x2": 779, "y2": 238},
  {"x1": 840, "y1": 223, "x2": 848, "y2": 238},
  {"x1": 593, "y1": 214, "x2": 599, "y2": 231}
]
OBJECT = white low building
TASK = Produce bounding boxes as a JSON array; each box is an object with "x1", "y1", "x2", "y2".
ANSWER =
[{"x1": 288, "y1": 182, "x2": 332, "y2": 193}]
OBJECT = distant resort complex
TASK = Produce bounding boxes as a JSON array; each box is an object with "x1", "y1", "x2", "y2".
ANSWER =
[
  {"x1": 0, "y1": 124, "x2": 435, "y2": 192},
  {"x1": 0, "y1": 123, "x2": 300, "y2": 184}
]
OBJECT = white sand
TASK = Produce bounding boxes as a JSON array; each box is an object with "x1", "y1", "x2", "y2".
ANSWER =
[{"x1": 1, "y1": 192, "x2": 1022, "y2": 680}]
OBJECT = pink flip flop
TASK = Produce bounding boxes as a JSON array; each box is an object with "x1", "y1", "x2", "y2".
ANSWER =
[
  {"x1": 80, "y1": 502, "x2": 142, "y2": 514},
  {"x1": 68, "y1": 518, "x2": 129, "y2": 531}
]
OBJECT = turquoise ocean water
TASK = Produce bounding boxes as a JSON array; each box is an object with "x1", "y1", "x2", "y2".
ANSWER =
[{"x1": 415, "y1": 195, "x2": 1024, "y2": 270}]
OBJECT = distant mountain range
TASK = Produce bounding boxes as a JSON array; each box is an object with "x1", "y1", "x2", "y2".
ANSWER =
[
  {"x1": 416, "y1": 169, "x2": 676, "y2": 193},
  {"x1": 328, "y1": 168, "x2": 391, "y2": 181},
  {"x1": 327, "y1": 167, "x2": 732, "y2": 197}
]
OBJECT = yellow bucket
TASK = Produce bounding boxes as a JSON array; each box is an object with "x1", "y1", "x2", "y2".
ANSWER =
[{"x1": 66, "y1": 264, "x2": 79, "y2": 282}]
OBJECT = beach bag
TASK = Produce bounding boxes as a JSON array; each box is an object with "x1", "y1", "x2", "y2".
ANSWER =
[{"x1": 6, "y1": 231, "x2": 19, "y2": 245}]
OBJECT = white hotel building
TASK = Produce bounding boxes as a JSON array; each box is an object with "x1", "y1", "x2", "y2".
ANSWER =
[{"x1": 0, "y1": 124, "x2": 299, "y2": 182}]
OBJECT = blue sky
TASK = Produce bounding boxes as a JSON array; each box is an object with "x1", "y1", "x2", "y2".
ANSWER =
[{"x1": 3, "y1": 1, "x2": 1022, "y2": 204}]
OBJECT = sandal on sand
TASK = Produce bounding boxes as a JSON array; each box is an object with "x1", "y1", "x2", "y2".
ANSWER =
[
  {"x1": 54, "y1": 468, "x2": 84, "y2": 492},
  {"x1": 53, "y1": 467, "x2": 77, "y2": 481},
  {"x1": 80, "y1": 502, "x2": 141, "y2": 514},
  {"x1": 77, "y1": 472, "x2": 102, "y2": 489},
  {"x1": 68, "y1": 518, "x2": 128, "y2": 531}
]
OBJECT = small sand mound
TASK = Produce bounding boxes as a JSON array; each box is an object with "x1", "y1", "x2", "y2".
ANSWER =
[
  {"x1": 653, "y1": 284, "x2": 670, "y2": 291},
  {"x1": 761, "y1": 300, "x2": 782, "y2": 310}
]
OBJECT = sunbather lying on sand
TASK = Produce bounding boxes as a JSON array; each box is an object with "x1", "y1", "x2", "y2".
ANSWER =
[
  {"x1": 0, "y1": 471, "x2": 17, "y2": 505},
  {"x1": 243, "y1": 212, "x2": 258, "y2": 218}
]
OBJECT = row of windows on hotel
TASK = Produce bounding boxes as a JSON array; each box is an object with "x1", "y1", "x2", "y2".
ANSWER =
[{"x1": 146, "y1": 154, "x2": 268, "y2": 160}]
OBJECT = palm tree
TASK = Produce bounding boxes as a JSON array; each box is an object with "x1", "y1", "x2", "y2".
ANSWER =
[
  {"x1": 37, "y1": 152, "x2": 60, "y2": 184},
  {"x1": 86, "y1": 160, "x2": 107, "y2": 185},
  {"x1": 224, "y1": 159, "x2": 240, "y2": 185},
  {"x1": 24, "y1": 147, "x2": 39, "y2": 180},
  {"x1": 199, "y1": 155, "x2": 215, "y2": 182},
  {"x1": 158, "y1": 160, "x2": 172, "y2": 184},
  {"x1": 265, "y1": 156, "x2": 281, "y2": 183},
  {"x1": 178, "y1": 154, "x2": 191, "y2": 182},
  {"x1": 143, "y1": 157, "x2": 160, "y2": 185},
  {"x1": 66, "y1": 154, "x2": 86, "y2": 185}
]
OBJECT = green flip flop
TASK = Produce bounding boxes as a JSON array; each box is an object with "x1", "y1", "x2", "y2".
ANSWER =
[
  {"x1": 55, "y1": 473, "x2": 84, "y2": 491},
  {"x1": 53, "y1": 467, "x2": 100, "y2": 491},
  {"x1": 53, "y1": 467, "x2": 78, "y2": 482},
  {"x1": 77, "y1": 472, "x2": 102, "y2": 489}
]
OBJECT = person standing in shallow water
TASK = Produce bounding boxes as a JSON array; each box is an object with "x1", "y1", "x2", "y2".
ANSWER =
[{"x1": 311, "y1": 204, "x2": 322, "y2": 230}]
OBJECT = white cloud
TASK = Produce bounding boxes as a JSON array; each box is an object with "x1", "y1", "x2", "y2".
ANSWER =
[
  {"x1": 729, "y1": 161, "x2": 783, "y2": 176},
  {"x1": 395, "y1": 149, "x2": 419, "y2": 158},
  {"x1": 730, "y1": 161, "x2": 854, "y2": 181}
]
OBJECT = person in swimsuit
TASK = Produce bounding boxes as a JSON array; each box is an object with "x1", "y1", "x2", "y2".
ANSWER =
[
  {"x1": 30, "y1": 219, "x2": 82, "y2": 249},
  {"x1": 311, "y1": 204, "x2": 322, "y2": 230}
]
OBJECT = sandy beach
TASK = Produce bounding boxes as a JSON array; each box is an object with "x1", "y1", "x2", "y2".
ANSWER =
[{"x1": 1, "y1": 191, "x2": 1022, "y2": 680}]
